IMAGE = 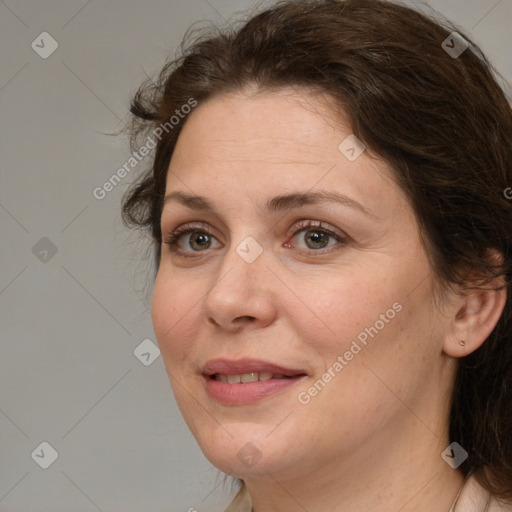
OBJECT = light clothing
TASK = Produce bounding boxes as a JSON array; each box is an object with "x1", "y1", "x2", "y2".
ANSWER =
[
  {"x1": 224, "y1": 476, "x2": 512, "y2": 512},
  {"x1": 224, "y1": 485, "x2": 252, "y2": 512},
  {"x1": 449, "y1": 475, "x2": 512, "y2": 512}
]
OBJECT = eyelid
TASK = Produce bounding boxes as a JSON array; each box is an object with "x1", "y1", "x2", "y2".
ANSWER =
[
  {"x1": 162, "y1": 221, "x2": 217, "y2": 241},
  {"x1": 162, "y1": 219, "x2": 349, "y2": 257},
  {"x1": 286, "y1": 219, "x2": 347, "y2": 240},
  {"x1": 162, "y1": 222, "x2": 222, "y2": 257},
  {"x1": 285, "y1": 220, "x2": 349, "y2": 255}
]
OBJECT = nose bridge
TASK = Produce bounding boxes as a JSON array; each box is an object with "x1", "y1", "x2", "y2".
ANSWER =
[
  {"x1": 202, "y1": 231, "x2": 273, "y2": 327},
  {"x1": 211, "y1": 232, "x2": 266, "y2": 296}
]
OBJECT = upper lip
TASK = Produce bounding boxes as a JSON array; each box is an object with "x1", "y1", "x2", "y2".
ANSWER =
[{"x1": 202, "y1": 358, "x2": 308, "y2": 377}]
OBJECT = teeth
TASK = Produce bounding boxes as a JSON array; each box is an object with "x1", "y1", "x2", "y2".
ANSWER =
[
  {"x1": 240, "y1": 372, "x2": 259, "y2": 383},
  {"x1": 215, "y1": 371, "x2": 282, "y2": 383}
]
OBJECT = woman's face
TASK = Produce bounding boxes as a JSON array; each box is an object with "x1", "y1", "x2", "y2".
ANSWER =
[{"x1": 152, "y1": 88, "x2": 455, "y2": 481}]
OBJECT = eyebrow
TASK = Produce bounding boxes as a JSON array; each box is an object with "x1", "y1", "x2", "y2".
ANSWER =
[{"x1": 163, "y1": 190, "x2": 377, "y2": 219}]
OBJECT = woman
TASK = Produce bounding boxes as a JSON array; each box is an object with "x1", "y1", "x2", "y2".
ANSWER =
[{"x1": 121, "y1": 0, "x2": 512, "y2": 510}]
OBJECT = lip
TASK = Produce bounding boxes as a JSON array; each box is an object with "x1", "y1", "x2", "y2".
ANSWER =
[
  {"x1": 202, "y1": 358, "x2": 307, "y2": 377},
  {"x1": 202, "y1": 358, "x2": 308, "y2": 405}
]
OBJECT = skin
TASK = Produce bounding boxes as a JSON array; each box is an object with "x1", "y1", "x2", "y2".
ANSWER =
[{"x1": 151, "y1": 87, "x2": 506, "y2": 512}]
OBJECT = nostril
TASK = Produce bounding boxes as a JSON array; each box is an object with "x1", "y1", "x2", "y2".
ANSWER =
[{"x1": 235, "y1": 316, "x2": 256, "y2": 323}]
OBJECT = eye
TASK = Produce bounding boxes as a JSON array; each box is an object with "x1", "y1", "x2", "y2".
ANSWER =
[
  {"x1": 287, "y1": 220, "x2": 347, "y2": 253},
  {"x1": 162, "y1": 220, "x2": 347, "y2": 258},
  {"x1": 163, "y1": 223, "x2": 222, "y2": 257}
]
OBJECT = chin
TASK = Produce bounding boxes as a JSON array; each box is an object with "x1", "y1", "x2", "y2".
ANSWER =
[{"x1": 196, "y1": 428, "x2": 301, "y2": 479}]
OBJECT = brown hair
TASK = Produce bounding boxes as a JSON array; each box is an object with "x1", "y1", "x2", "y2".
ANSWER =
[{"x1": 121, "y1": 0, "x2": 512, "y2": 502}]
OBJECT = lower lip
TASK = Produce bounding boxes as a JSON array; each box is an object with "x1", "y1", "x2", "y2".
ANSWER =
[{"x1": 205, "y1": 375, "x2": 306, "y2": 405}]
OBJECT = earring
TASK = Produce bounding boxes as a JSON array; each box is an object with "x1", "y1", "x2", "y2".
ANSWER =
[{"x1": 459, "y1": 340, "x2": 466, "y2": 347}]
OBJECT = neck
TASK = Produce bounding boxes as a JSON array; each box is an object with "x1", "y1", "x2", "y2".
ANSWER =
[
  {"x1": 245, "y1": 421, "x2": 464, "y2": 512},
  {"x1": 247, "y1": 463, "x2": 464, "y2": 512}
]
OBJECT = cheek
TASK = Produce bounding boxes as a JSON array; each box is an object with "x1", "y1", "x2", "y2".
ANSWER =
[
  {"x1": 290, "y1": 270, "x2": 398, "y2": 353},
  {"x1": 291, "y1": 262, "x2": 435, "y2": 396},
  {"x1": 151, "y1": 272, "x2": 201, "y2": 365}
]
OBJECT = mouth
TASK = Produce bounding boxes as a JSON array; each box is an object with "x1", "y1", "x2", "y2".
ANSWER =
[
  {"x1": 202, "y1": 358, "x2": 308, "y2": 380},
  {"x1": 211, "y1": 372, "x2": 299, "y2": 383},
  {"x1": 202, "y1": 359, "x2": 308, "y2": 404}
]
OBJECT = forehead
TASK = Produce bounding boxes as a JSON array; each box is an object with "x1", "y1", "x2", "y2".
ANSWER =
[
  {"x1": 173, "y1": 88, "x2": 347, "y2": 163},
  {"x1": 165, "y1": 88, "x2": 410, "y2": 221}
]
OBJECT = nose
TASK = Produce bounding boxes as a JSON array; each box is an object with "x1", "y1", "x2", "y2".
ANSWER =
[{"x1": 202, "y1": 237, "x2": 277, "y2": 332}]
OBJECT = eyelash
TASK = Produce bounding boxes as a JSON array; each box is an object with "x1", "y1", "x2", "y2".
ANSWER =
[{"x1": 162, "y1": 220, "x2": 347, "y2": 258}]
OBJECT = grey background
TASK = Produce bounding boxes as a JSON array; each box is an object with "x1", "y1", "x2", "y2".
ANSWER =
[{"x1": 0, "y1": 1, "x2": 510, "y2": 511}]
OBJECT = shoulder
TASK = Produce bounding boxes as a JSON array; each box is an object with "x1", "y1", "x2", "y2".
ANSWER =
[
  {"x1": 488, "y1": 495, "x2": 512, "y2": 512},
  {"x1": 222, "y1": 476, "x2": 512, "y2": 512},
  {"x1": 457, "y1": 475, "x2": 512, "y2": 512}
]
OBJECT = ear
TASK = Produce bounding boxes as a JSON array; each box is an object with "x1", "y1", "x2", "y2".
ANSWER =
[{"x1": 443, "y1": 251, "x2": 507, "y2": 358}]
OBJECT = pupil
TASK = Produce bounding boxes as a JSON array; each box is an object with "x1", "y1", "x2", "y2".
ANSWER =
[
  {"x1": 306, "y1": 230, "x2": 328, "y2": 249},
  {"x1": 191, "y1": 232, "x2": 210, "y2": 250}
]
